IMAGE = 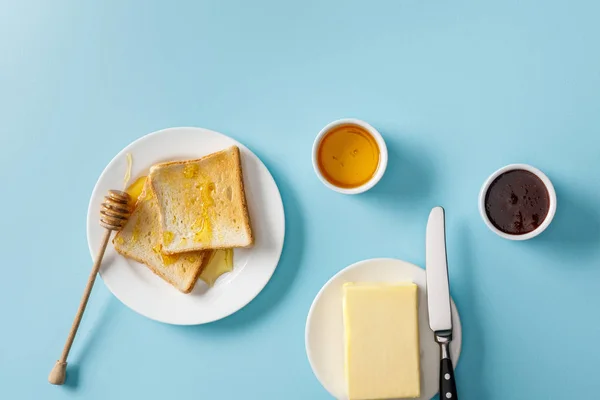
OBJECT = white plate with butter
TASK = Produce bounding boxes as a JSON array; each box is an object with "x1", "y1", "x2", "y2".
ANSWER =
[
  {"x1": 87, "y1": 127, "x2": 285, "y2": 325},
  {"x1": 305, "y1": 258, "x2": 462, "y2": 400}
]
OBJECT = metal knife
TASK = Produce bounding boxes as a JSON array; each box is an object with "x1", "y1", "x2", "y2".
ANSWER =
[{"x1": 426, "y1": 206, "x2": 458, "y2": 400}]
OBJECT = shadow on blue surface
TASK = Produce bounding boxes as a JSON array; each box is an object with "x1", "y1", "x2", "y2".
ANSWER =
[
  {"x1": 455, "y1": 224, "x2": 488, "y2": 400},
  {"x1": 530, "y1": 179, "x2": 600, "y2": 262},
  {"x1": 63, "y1": 365, "x2": 80, "y2": 391},
  {"x1": 361, "y1": 132, "x2": 437, "y2": 207},
  {"x1": 62, "y1": 299, "x2": 123, "y2": 391}
]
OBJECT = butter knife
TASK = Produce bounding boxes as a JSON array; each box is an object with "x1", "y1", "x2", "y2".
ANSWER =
[{"x1": 426, "y1": 206, "x2": 458, "y2": 400}]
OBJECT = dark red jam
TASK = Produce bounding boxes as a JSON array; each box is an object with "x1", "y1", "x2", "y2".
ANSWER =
[{"x1": 485, "y1": 170, "x2": 550, "y2": 235}]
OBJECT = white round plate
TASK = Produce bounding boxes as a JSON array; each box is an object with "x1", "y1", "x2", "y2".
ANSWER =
[
  {"x1": 87, "y1": 127, "x2": 285, "y2": 325},
  {"x1": 305, "y1": 258, "x2": 462, "y2": 400}
]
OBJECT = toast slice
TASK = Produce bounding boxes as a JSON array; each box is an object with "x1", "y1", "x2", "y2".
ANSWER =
[
  {"x1": 113, "y1": 179, "x2": 209, "y2": 293},
  {"x1": 149, "y1": 145, "x2": 253, "y2": 254}
]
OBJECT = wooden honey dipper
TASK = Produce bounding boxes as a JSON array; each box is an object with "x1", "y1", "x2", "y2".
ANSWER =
[{"x1": 48, "y1": 190, "x2": 132, "y2": 385}]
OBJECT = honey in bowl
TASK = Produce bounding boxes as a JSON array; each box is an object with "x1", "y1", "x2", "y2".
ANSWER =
[{"x1": 317, "y1": 124, "x2": 380, "y2": 189}]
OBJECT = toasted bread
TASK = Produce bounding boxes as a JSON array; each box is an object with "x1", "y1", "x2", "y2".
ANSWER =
[
  {"x1": 113, "y1": 179, "x2": 209, "y2": 293},
  {"x1": 149, "y1": 145, "x2": 253, "y2": 254}
]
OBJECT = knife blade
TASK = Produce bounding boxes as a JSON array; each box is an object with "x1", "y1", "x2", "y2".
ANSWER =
[
  {"x1": 426, "y1": 206, "x2": 452, "y2": 333},
  {"x1": 426, "y1": 206, "x2": 458, "y2": 400}
]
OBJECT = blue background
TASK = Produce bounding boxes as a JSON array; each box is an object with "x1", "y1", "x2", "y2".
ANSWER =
[{"x1": 2, "y1": 0, "x2": 599, "y2": 399}]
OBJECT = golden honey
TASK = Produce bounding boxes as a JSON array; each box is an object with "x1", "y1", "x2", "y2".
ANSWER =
[
  {"x1": 151, "y1": 243, "x2": 179, "y2": 266},
  {"x1": 162, "y1": 231, "x2": 174, "y2": 245},
  {"x1": 183, "y1": 163, "x2": 199, "y2": 179},
  {"x1": 192, "y1": 181, "x2": 216, "y2": 243},
  {"x1": 123, "y1": 153, "x2": 133, "y2": 189},
  {"x1": 317, "y1": 124, "x2": 380, "y2": 188},
  {"x1": 125, "y1": 176, "x2": 147, "y2": 204},
  {"x1": 200, "y1": 249, "x2": 234, "y2": 286}
]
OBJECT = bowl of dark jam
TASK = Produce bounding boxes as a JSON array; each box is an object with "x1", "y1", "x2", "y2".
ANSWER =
[{"x1": 479, "y1": 164, "x2": 556, "y2": 240}]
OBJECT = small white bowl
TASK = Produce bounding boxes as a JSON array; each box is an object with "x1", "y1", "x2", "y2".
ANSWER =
[
  {"x1": 312, "y1": 118, "x2": 388, "y2": 194},
  {"x1": 479, "y1": 163, "x2": 557, "y2": 240}
]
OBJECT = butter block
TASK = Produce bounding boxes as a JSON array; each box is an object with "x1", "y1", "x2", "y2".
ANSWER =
[{"x1": 343, "y1": 283, "x2": 420, "y2": 400}]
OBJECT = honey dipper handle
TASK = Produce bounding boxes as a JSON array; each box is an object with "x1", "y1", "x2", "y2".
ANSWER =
[{"x1": 48, "y1": 229, "x2": 112, "y2": 385}]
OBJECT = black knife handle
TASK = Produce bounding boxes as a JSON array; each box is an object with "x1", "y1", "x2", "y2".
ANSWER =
[
  {"x1": 438, "y1": 337, "x2": 458, "y2": 400},
  {"x1": 440, "y1": 356, "x2": 457, "y2": 399}
]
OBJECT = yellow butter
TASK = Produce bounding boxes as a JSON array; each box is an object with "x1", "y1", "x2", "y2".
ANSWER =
[{"x1": 343, "y1": 283, "x2": 421, "y2": 400}]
